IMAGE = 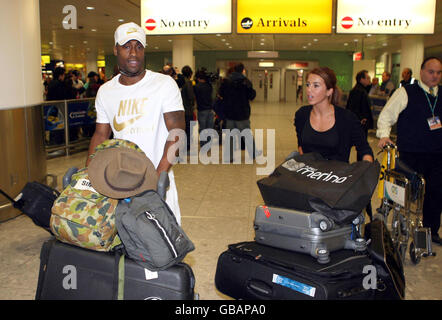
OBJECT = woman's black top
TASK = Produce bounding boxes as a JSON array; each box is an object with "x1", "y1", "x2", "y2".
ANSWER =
[
  {"x1": 294, "y1": 105, "x2": 373, "y2": 162},
  {"x1": 301, "y1": 119, "x2": 339, "y2": 160}
]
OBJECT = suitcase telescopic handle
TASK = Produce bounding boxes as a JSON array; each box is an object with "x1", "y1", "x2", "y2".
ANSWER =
[{"x1": 0, "y1": 188, "x2": 17, "y2": 205}]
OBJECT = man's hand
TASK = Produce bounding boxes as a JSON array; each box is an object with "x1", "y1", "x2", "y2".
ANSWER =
[
  {"x1": 361, "y1": 118, "x2": 367, "y2": 125},
  {"x1": 378, "y1": 137, "x2": 394, "y2": 149},
  {"x1": 85, "y1": 123, "x2": 112, "y2": 167}
]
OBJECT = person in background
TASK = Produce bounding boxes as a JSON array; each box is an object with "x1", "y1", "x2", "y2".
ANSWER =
[
  {"x1": 162, "y1": 64, "x2": 176, "y2": 78},
  {"x1": 346, "y1": 69, "x2": 374, "y2": 220},
  {"x1": 181, "y1": 65, "x2": 196, "y2": 151},
  {"x1": 368, "y1": 77, "x2": 380, "y2": 96},
  {"x1": 218, "y1": 63, "x2": 257, "y2": 162},
  {"x1": 71, "y1": 70, "x2": 85, "y2": 98},
  {"x1": 346, "y1": 70, "x2": 374, "y2": 140},
  {"x1": 377, "y1": 57, "x2": 442, "y2": 245},
  {"x1": 46, "y1": 67, "x2": 72, "y2": 145},
  {"x1": 379, "y1": 71, "x2": 395, "y2": 97},
  {"x1": 194, "y1": 69, "x2": 214, "y2": 147},
  {"x1": 399, "y1": 68, "x2": 417, "y2": 88},
  {"x1": 42, "y1": 73, "x2": 51, "y2": 100},
  {"x1": 46, "y1": 67, "x2": 69, "y2": 101},
  {"x1": 294, "y1": 67, "x2": 374, "y2": 163},
  {"x1": 85, "y1": 71, "x2": 101, "y2": 97}
]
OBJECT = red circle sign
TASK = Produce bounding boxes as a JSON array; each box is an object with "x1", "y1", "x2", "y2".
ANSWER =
[
  {"x1": 145, "y1": 18, "x2": 156, "y2": 31},
  {"x1": 341, "y1": 16, "x2": 354, "y2": 29}
]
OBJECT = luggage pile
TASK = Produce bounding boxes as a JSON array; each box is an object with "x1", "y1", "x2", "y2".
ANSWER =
[
  {"x1": 34, "y1": 139, "x2": 196, "y2": 300},
  {"x1": 215, "y1": 152, "x2": 405, "y2": 300}
]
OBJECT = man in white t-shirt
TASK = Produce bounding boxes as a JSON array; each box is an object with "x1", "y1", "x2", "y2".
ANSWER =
[{"x1": 85, "y1": 22, "x2": 185, "y2": 224}]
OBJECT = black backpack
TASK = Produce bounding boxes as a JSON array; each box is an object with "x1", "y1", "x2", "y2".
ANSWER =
[{"x1": 115, "y1": 172, "x2": 195, "y2": 271}]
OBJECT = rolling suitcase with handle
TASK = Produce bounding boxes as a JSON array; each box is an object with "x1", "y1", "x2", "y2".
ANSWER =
[
  {"x1": 215, "y1": 221, "x2": 405, "y2": 300},
  {"x1": 0, "y1": 182, "x2": 59, "y2": 234},
  {"x1": 215, "y1": 241, "x2": 375, "y2": 300},
  {"x1": 35, "y1": 238, "x2": 196, "y2": 300},
  {"x1": 254, "y1": 205, "x2": 366, "y2": 264}
]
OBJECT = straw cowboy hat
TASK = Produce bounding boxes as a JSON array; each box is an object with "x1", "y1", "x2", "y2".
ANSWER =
[{"x1": 88, "y1": 145, "x2": 158, "y2": 199}]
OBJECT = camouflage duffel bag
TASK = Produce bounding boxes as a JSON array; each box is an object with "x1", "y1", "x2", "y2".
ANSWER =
[{"x1": 50, "y1": 167, "x2": 121, "y2": 252}]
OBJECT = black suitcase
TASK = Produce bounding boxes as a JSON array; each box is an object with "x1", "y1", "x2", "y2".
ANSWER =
[
  {"x1": 364, "y1": 219, "x2": 405, "y2": 300},
  {"x1": 35, "y1": 239, "x2": 196, "y2": 300},
  {"x1": 215, "y1": 242, "x2": 375, "y2": 300},
  {"x1": 215, "y1": 241, "x2": 375, "y2": 300},
  {"x1": 0, "y1": 182, "x2": 59, "y2": 234}
]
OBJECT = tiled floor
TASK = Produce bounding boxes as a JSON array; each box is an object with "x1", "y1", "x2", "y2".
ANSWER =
[{"x1": 0, "y1": 101, "x2": 440, "y2": 300}]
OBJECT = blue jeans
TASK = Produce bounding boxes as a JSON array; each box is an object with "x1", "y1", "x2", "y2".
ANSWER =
[
  {"x1": 198, "y1": 110, "x2": 215, "y2": 146},
  {"x1": 223, "y1": 119, "x2": 256, "y2": 162},
  {"x1": 198, "y1": 110, "x2": 214, "y2": 131}
]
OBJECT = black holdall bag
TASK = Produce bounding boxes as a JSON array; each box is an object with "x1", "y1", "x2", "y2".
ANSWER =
[
  {"x1": 257, "y1": 152, "x2": 380, "y2": 219},
  {"x1": 0, "y1": 182, "x2": 59, "y2": 234}
]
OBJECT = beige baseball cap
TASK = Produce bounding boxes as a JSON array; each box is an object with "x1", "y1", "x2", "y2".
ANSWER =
[{"x1": 114, "y1": 22, "x2": 146, "y2": 48}]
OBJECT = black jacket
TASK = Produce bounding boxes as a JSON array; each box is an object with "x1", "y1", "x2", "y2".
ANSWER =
[
  {"x1": 181, "y1": 78, "x2": 195, "y2": 116},
  {"x1": 46, "y1": 79, "x2": 72, "y2": 101},
  {"x1": 194, "y1": 81, "x2": 213, "y2": 111},
  {"x1": 294, "y1": 105, "x2": 374, "y2": 163},
  {"x1": 346, "y1": 83, "x2": 374, "y2": 130},
  {"x1": 218, "y1": 72, "x2": 256, "y2": 121}
]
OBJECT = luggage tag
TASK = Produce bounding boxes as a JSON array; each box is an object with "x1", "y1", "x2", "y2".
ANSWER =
[
  {"x1": 427, "y1": 116, "x2": 441, "y2": 130},
  {"x1": 145, "y1": 268, "x2": 159, "y2": 280},
  {"x1": 74, "y1": 178, "x2": 98, "y2": 193}
]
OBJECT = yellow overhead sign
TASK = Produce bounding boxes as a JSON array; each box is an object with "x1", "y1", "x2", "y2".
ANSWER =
[
  {"x1": 41, "y1": 55, "x2": 50, "y2": 65},
  {"x1": 237, "y1": 0, "x2": 332, "y2": 34}
]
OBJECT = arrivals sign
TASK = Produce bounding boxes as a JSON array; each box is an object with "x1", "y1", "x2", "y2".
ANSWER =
[
  {"x1": 237, "y1": 0, "x2": 332, "y2": 34},
  {"x1": 336, "y1": 0, "x2": 436, "y2": 34},
  {"x1": 141, "y1": 0, "x2": 231, "y2": 35}
]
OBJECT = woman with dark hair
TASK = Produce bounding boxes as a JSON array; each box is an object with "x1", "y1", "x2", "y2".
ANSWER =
[{"x1": 294, "y1": 67, "x2": 374, "y2": 163}]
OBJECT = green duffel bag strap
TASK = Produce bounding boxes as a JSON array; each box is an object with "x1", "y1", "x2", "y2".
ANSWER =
[{"x1": 113, "y1": 248, "x2": 125, "y2": 300}]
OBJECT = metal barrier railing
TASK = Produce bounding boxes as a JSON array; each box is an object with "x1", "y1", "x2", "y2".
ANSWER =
[{"x1": 42, "y1": 97, "x2": 96, "y2": 157}]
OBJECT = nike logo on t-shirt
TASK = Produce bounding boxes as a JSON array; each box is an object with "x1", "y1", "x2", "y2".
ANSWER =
[
  {"x1": 113, "y1": 114, "x2": 143, "y2": 131},
  {"x1": 113, "y1": 98, "x2": 148, "y2": 131}
]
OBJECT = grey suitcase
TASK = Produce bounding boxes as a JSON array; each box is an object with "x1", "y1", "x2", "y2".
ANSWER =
[{"x1": 254, "y1": 205, "x2": 367, "y2": 264}]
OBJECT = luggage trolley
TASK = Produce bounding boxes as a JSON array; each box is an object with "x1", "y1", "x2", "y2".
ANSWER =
[{"x1": 376, "y1": 144, "x2": 435, "y2": 264}]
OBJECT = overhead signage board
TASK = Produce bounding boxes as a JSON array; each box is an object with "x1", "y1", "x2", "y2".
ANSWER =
[
  {"x1": 41, "y1": 55, "x2": 50, "y2": 66},
  {"x1": 248, "y1": 51, "x2": 279, "y2": 58},
  {"x1": 237, "y1": 0, "x2": 332, "y2": 34},
  {"x1": 141, "y1": 0, "x2": 231, "y2": 35},
  {"x1": 336, "y1": 0, "x2": 436, "y2": 34},
  {"x1": 353, "y1": 52, "x2": 363, "y2": 61}
]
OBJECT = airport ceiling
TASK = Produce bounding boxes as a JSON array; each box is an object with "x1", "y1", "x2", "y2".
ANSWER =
[{"x1": 39, "y1": 0, "x2": 442, "y2": 63}]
